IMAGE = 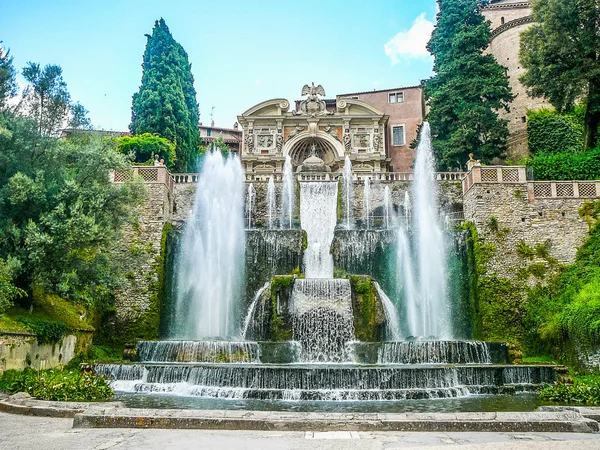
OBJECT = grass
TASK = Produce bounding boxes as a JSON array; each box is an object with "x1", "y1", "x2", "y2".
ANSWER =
[{"x1": 522, "y1": 355, "x2": 556, "y2": 364}]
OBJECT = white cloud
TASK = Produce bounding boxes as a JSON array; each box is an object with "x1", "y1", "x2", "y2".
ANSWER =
[{"x1": 384, "y1": 13, "x2": 435, "y2": 64}]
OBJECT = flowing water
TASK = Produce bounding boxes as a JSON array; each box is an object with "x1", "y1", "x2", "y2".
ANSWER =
[
  {"x1": 363, "y1": 177, "x2": 371, "y2": 229},
  {"x1": 342, "y1": 156, "x2": 354, "y2": 229},
  {"x1": 246, "y1": 183, "x2": 256, "y2": 229},
  {"x1": 300, "y1": 182, "x2": 338, "y2": 278},
  {"x1": 402, "y1": 123, "x2": 451, "y2": 339},
  {"x1": 242, "y1": 282, "x2": 271, "y2": 338},
  {"x1": 281, "y1": 155, "x2": 295, "y2": 229},
  {"x1": 170, "y1": 151, "x2": 245, "y2": 339},
  {"x1": 266, "y1": 176, "x2": 276, "y2": 229},
  {"x1": 373, "y1": 282, "x2": 401, "y2": 341},
  {"x1": 290, "y1": 279, "x2": 354, "y2": 362}
]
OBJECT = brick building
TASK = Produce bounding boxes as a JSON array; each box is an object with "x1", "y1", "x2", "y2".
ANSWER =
[{"x1": 337, "y1": 86, "x2": 425, "y2": 172}]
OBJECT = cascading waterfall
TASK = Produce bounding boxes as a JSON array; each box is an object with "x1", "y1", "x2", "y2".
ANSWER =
[
  {"x1": 266, "y1": 176, "x2": 276, "y2": 229},
  {"x1": 300, "y1": 182, "x2": 338, "y2": 278},
  {"x1": 281, "y1": 155, "x2": 295, "y2": 229},
  {"x1": 291, "y1": 279, "x2": 355, "y2": 362},
  {"x1": 411, "y1": 122, "x2": 451, "y2": 339},
  {"x1": 363, "y1": 177, "x2": 371, "y2": 229},
  {"x1": 137, "y1": 340, "x2": 261, "y2": 364},
  {"x1": 171, "y1": 151, "x2": 245, "y2": 339},
  {"x1": 246, "y1": 183, "x2": 255, "y2": 229},
  {"x1": 342, "y1": 156, "x2": 354, "y2": 229},
  {"x1": 374, "y1": 282, "x2": 401, "y2": 340},
  {"x1": 377, "y1": 341, "x2": 492, "y2": 365},
  {"x1": 242, "y1": 282, "x2": 270, "y2": 338}
]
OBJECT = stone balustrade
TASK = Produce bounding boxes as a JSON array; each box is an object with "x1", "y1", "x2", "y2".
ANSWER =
[
  {"x1": 112, "y1": 166, "x2": 174, "y2": 191},
  {"x1": 462, "y1": 165, "x2": 600, "y2": 200}
]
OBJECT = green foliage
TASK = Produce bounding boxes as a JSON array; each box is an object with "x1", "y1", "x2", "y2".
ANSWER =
[
  {"x1": 0, "y1": 368, "x2": 113, "y2": 402},
  {"x1": 540, "y1": 374, "x2": 600, "y2": 405},
  {"x1": 0, "y1": 257, "x2": 25, "y2": 314},
  {"x1": 524, "y1": 207, "x2": 600, "y2": 362},
  {"x1": 117, "y1": 133, "x2": 176, "y2": 169},
  {"x1": 526, "y1": 147, "x2": 600, "y2": 181},
  {"x1": 520, "y1": 0, "x2": 600, "y2": 149},
  {"x1": 0, "y1": 109, "x2": 145, "y2": 312},
  {"x1": 424, "y1": 0, "x2": 513, "y2": 169},
  {"x1": 487, "y1": 216, "x2": 499, "y2": 233},
  {"x1": 269, "y1": 276, "x2": 294, "y2": 341},
  {"x1": 0, "y1": 43, "x2": 17, "y2": 111},
  {"x1": 130, "y1": 18, "x2": 200, "y2": 172},
  {"x1": 15, "y1": 317, "x2": 70, "y2": 344},
  {"x1": 516, "y1": 241, "x2": 536, "y2": 259},
  {"x1": 527, "y1": 108, "x2": 585, "y2": 154}
]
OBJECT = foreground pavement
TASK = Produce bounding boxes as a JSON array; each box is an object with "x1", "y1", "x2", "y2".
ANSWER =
[{"x1": 2, "y1": 411, "x2": 600, "y2": 450}]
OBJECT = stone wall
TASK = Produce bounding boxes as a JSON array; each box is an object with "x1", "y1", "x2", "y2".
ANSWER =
[
  {"x1": 107, "y1": 181, "x2": 173, "y2": 343},
  {"x1": 0, "y1": 331, "x2": 92, "y2": 373},
  {"x1": 464, "y1": 181, "x2": 591, "y2": 279}
]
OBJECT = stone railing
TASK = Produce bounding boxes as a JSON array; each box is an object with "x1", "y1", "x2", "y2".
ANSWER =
[
  {"x1": 531, "y1": 181, "x2": 600, "y2": 199},
  {"x1": 463, "y1": 166, "x2": 527, "y2": 193},
  {"x1": 463, "y1": 165, "x2": 600, "y2": 199},
  {"x1": 246, "y1": 172, "x2": 465, "y2": 183},
  {"x1": 172, "y1": 173, "x2": 200, "y2": 184},
  {"x1": 112, "y1": 166, "x2": 174, "y2": 191}
]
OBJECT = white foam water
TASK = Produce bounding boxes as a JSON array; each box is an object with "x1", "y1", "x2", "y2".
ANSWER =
[{"x1": 281, "y1": 155, "x2": 295, "y2": 229}]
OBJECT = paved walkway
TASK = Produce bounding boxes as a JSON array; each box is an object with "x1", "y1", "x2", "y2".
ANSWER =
[{"x1": 2, "y1": 412, "x2": 600, "y2": 450}]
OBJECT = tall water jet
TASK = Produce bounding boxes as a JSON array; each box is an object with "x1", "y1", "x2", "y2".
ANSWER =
[
  {"x1": 281, "y1": 155, "x2": 295, "y2": 229},
  {"x1": 363, "y1": 177, "x2": 371, "y2": 229},
  {"x1": 411, "y1": 122, "x2": 451, "y2": 338},
  {"x1": 404, "y1": 191, "x2": 411, "y2": 224},
  {"x1": 172, "y1": 151, "x2": 245, "y2": 339},
  {"x1": 266, "y1": 176, "x2": 276, "y2": 229},
  {"x1": 246, "y1": 183, "x2": 256, "y2": 229},
  {"x1": 342, "y1": 156, "x2": 354, "y2": 229},
  {"x1": 300, "y1": 182, "x2": 338, "y2": 278},
  {"x1": 383, "y1": 186, "x2": 393, "y2": 229}
]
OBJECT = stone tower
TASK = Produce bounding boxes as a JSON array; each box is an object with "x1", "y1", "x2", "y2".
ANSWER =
[{"x1": 482, "y1": 0, "x2": 548, "y2": 160}]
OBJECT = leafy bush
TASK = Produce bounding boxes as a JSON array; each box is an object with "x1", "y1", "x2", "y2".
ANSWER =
[
  {"x1": 0, "y1": 257, "x2": 25, "y2": 314},
  {"x1": 540, "y1": 375, "x2": 600, "y2": 405},
  {"x1": 15, "y1": 317, "x2": 71, "y2": 344},
  {"x1": 0, "y1": 368, "x2": 114, "y2": 402},
  {"x1": 527, "y1": 147, "x2": 600, "y2": 180},
  {"x1": 117, "y1": 133, "x2": 176, "y2": 169},
  {"x1": 527, "y1": 108, "x2": 584, "y2": 155}
]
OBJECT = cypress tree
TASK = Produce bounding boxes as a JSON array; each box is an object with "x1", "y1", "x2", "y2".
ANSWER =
[
  {"x1": 424, "y1": 0, "x2": 513, "y2": 169},
  {"x1": 130, "y1": 18, "x2": 199, "y2": 172}
]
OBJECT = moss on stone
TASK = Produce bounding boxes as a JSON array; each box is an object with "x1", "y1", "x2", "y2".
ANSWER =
[
  {"x1": 269, "y1": 275, "x2": 294, "y2": 341},
  {"x1": 349, "y1": 275, "x2": 383, "y2": 342}
]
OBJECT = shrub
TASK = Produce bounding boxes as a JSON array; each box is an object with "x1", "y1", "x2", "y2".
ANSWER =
[
  {"x1": 0, "y1": 368, "x2": 114, "y2": 402},
  {"x1": 527, "y1": 108, "x2": 584, "y2": 155},
  {"x1": 15, "y1": 317, "x2": 71, "y2": 344},
  {"x1": 117, "y1": 133, "x2": 176, "y2": 169},
  {"x1": 527, "y1": 147, "x2": 600, "y2": 181},
  {"x1": 539, "y1": 375, "x2": 600, "y2": 405}
]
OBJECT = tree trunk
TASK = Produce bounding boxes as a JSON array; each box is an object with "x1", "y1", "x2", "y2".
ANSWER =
[{"x1": 584, "y1": 78, "x2": 600, "y2": 150}]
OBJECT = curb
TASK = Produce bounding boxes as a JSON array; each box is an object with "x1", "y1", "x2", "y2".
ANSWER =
[
  {"x1": 72, "y1": 408, "x2": 600, "y2": 433},
  {"x1": 0, "y1": 394, "x2": 124, "y2": 419}
]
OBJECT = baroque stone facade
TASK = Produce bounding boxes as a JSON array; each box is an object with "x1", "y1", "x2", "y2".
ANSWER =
[
  {"x1": 238, "y1": 84, "x2": 390, "y2": 178},
  {"x1": 482, "y1": 0, "x2": 549, "y2": 159}
]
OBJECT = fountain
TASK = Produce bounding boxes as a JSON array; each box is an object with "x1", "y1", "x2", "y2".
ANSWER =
[
  {"x1": 281, "y1": 155, "x2": 295, "y2": 229},
  {"x1": 98, "y1": 128, "x2": 560, "y2": 410},
  {"x1": 266, "y1": 176, "x2": 276, "y2": 229},
  {"x1": 342, "y1": 156, "x2": 354, "y2": 229}
]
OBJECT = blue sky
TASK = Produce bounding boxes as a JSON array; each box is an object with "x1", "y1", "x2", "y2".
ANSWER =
[{"x1": 1, "y1": 0, "x2": 437, "y2": 131}]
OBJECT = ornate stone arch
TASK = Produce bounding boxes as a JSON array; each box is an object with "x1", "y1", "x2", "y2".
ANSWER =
[{"x1": 283, "y1": 131, "x2": 345, "y2": 167}]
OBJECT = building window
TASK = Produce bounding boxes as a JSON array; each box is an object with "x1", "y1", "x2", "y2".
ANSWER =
[
  {"x1": 206, "y1": 128, "x2": 212, "y2": 137},
  {"x1": 388, "y1": 92, "x2": 405, "y2": 104},
  {"x1": 521, "y1": 116, "x2": 527, "y2": 123},
  {"x1": 392, "y1": 125, "x2": 405, "y2": 146},
  {"x1": 501, "y1": 17, "x2": 505, "y2": 25}
]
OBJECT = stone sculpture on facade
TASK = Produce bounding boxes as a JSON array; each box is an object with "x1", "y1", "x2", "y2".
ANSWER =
[{"x1": 294, "y1": 82, "x2": 332, "y2": 117}]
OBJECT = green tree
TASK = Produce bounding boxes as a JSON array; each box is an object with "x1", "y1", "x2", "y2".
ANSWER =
[
  {"x1": 0, "y1": 43, "x2": 17, "y2": 111},
  {"x1": 424, "y1": 0, "x2": 513, "y2": 169},
  {"x1": 520, "y1": 0, "x2": 600, "y2": 149},
  {"x1": 0, "y1": 111, "x2": 144, "y2": 310},
  {"x1": 130, "y1": 18, "x2": 199, "y2": 172},
  {"x1": 118, "y1": 133, "x2": 176, "y2": 169},
  {"x1": 0, "y1": 257, "x2": 25, "y2": 315},
  {"x1": 21, "y1": 63, "x2": 71, "y2": 136}
]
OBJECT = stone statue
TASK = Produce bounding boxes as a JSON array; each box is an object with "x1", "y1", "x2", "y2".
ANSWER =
[
  {"x1": 323, "y1": 125, "x2": 340, "y2": 142},
  {"x1": 276, "y1": 133, "x2": 283, "y2": 152},
  {"x1": 373, "y1": 133, "x2": 381, "y2": 152},
  {"x1": 294, "y1": 82, "x2": 330, "y2": 116},
  {"x1": 343, "y1": 132, "x2": 351, "y2": 152},
  {"x1": 287, "y1": 125, "x2": 304, "y2": 140},
  {"x1": 245, "y1": 133, "x2": 254, "y2": 152}
]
